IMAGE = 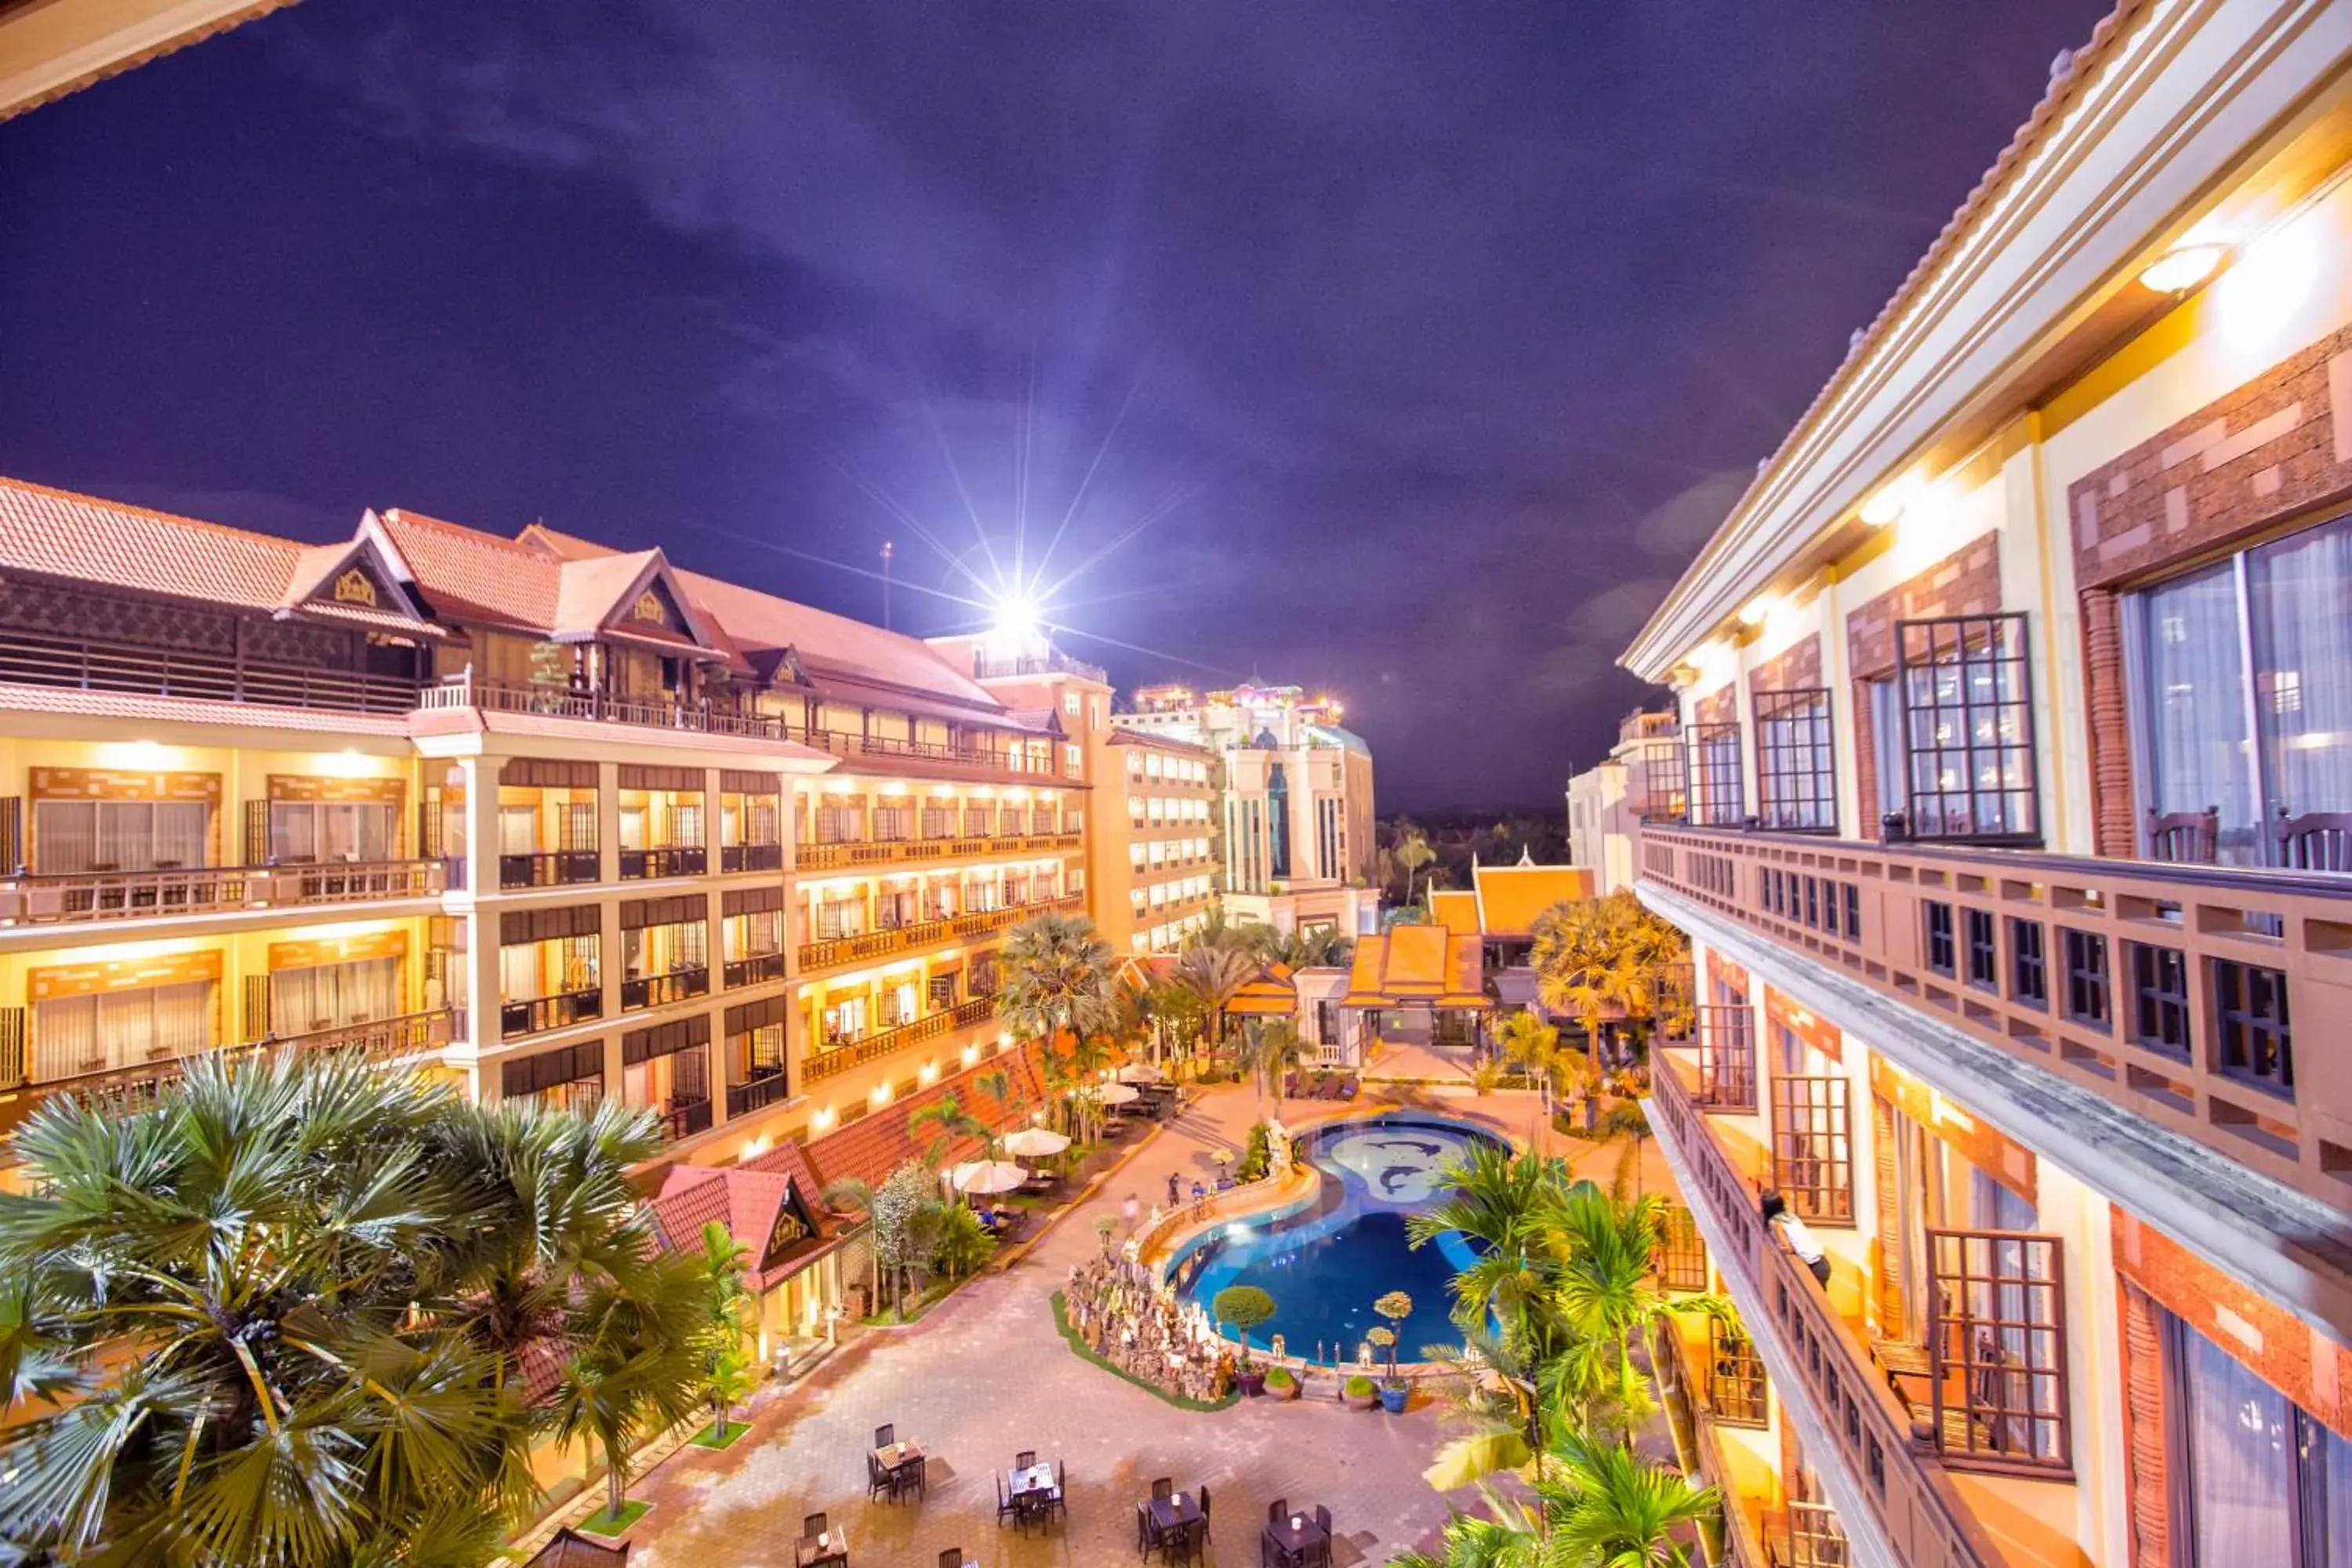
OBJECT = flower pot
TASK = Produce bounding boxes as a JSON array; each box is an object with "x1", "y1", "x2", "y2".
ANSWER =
[
  {"x1": 1267, "y1": 1374, "x2": 1301, "y2": 1402},
  {"x1": 1237, "y1": 1370, "x2": 1266, "y2": 1397},
  {"x1": 1341, "y1": 1386, "x2": 1380, "y2": 1411},
  {"x1": 1377, "y1": 1384, "x2": 1409, "y2": 1414}
]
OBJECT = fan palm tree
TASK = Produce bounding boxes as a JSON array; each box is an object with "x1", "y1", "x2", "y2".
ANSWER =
[
  {"x1": 547, "y1": 1252, "x2": 710, "y2": 1524},
  {"x1": 1493, "y1": 1010, "x2": 1566, "y2": 1109},
  {"x1": 1171, "y1": 942, "x2": 1257, "y2": 1057},
  {"x1": 996, "y1": 912, "x2": 1116, "y2": 1047},
  {"x1": 0, "y1": 1051, "x2": 539, "y2": 1566},
  {"x1": 1392, "y1": 822, "x2": 1437, "y2": 906}
]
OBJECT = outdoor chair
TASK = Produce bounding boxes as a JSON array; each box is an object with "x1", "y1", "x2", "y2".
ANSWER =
[
  {"x1": 898, "y1": 1454, "x2": 927, "y2": 1501},
  {"x1": 1152, "y1": 1476, "x2": 1173, "y2": 1502},
  {"x1": 1016, "y1": 1450, "x2": 1037, "y2": 1470},
  {"x1": 1048, "y1": 1458, "x2": 1067, "y2": 1521},
  {"x1": 874, "y1": 1423, "x2": 895, "y2": 1449},
  {"x1": 2146, "y1": 806, "x2": 2220, "y2": 864},
  {"x1": 866, "y1": 1452, "x2": 890, "y2": 1500},
  {"x1": 1314, "y1": 1504, "x2": 1333, "y2": 1537},
  {"x1": 1199, "y1": 1484, "x2": 1212, "y2": 1533},
  {"x1": 1136, "y1": 1501, "x2": 1158, "y2": 1557},
  {"x1": 1267, "y1": 1498, "x2": 1288, "y2": 1526},
  {"x1": 804, "y1": 1513, "x2": 827, "y2": 1539},
  {"x1": 2281, "y1": 810, "x2": 2352, "y2": 871},
  {"x1": 997, "y1": 1473, "x2": 1018, "y2": 1528},
  {"x1": 1163, "y1": 1517, "x2": 1205, "y2": 1566},
  {"x1": 941, "y1": 1551, "x2": 966, "y2": 1568}
]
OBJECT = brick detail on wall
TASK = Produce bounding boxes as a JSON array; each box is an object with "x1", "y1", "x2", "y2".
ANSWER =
[
  {"x1": 1747, "y1": 632, "x2": 1823, "y2": 698},
  {"x1": 1693, "y1": 684, "x2": 1738, "y2": 728},
  {"x1": 1846, "y1": 536, "x2": 2004, "y2": 831},
  {"x1": 1706, "y1": 949, "x2": 1750, "y2": 999},
  {"x1": 2067, "y1": 319, "x2": 2352, "y2": 593},
  {"x1": 1871, "y1": 1092, "x2": 1905, "y2": 1341},
  {"x1": 2082, "y1": 586, "x2": 2137, "y2": 857},
  {"x1": 1764, "y1": 985, "x2": 1842, "y2": 1062},
  {"x1": 2114, "y1": 1206, "x2": 2352, "y2": 1441},
  {"x1": 2119, "y1": 1279, "x2": 2170, "y2": 1568}
]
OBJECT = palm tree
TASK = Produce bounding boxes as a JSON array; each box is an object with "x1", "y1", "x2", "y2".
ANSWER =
[
  {"x1": 1540, "y1": 1182, "x2": 1671, "y2": 1437},
  {"x1": 1493, "y1": 1010, "x2": 1566, "y2": 1109},
  {"x1": 1171, "y1": 943, "x2": 1257, "y2": 1058},
  {"x1": 1547, "y1": 1433, "x2": 1718, "y2": 1567},
  {"x1": 548, "y1": 1252, "x2": 710, "y2": 1525},
  {"x1": 1530, "y1": 891, "x2": 1691, "y2": 1081},
  {"x1": 909, "y1": 1087, "x2": 993, "y2": 1167},
  {"x1": 996, "y1": 911, "x2": 1117, "y2": 1048},
  {"x1": 1236, "y1": 1018, "x2": 1310, "y2": 1112},
  {"x1": 1406, "y1": 1143, "x2": 1573, "y2": 1337},
  {"x1": 819, "y1": 1174, "x2": 885, "y2": 1312},
  {"x1": 0, "y1": 1052, "x2": 538, "y2": 1566},
  {"x1": 1392, "y1": 821, "x2": 1437, "y2": 907},
  {"x1": 694, "y1": 1223, "x2": 759, "y2": 1442}
]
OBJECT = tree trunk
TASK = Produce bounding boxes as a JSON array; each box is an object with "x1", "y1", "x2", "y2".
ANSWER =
[{"x1": 605, "y1": 1441, "x2": 627, "y2": 1519}]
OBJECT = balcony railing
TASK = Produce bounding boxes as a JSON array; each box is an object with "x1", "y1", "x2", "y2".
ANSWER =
[
  {"x1": 651, "y1": 1097, "x2": 714, "y2": 1145},
  {"x1": 803, "y1": 1008, "x2": 957, "y2": 1082},
  {"x1": 1649, "y1": 1057, "x2": 2002, "y2": 1568},
  {"x1": 793, "y1": 830, "x2": 1081, "y2": 873},
  {"x1": 1638, "y1": 821, "x2": 2351, "y2": 1208},
  {"x1": 796, "y1": 893, "x2": 1082, "y2": 974},
  {"x1": 723, "y1": 952, "x2": 785, "y2": 988},
  {"x1": 501, "y1": 986, "x2": 604, "y2": 1040},
  {"x1": 971, "y1": 649, "x2": 1109, "y2": 682},
  {"x1": 720, "y1": 842, "x2": 784, "y2": 873},
  {"x1": 0, "y1": 626, "x2": 419, "y2": 715},
  {"x1": 726, "y1": 1069, "x2": 790, "y2": 1118},
  {"x1": 0, "y1": 1007, "x2": 458, "y2": 1138},
  {"x1": 619, "y1": 845, "x2": 706, "y2": 880},
  {"x1": 499, "y1": 850, "x2": 601, "y2": 890},
  {"x1": 0, "y1": 858, "x2": 446, "y2": 926},
  {"x1": 620, "y1": 967, "x2": 710, "y2": 1011},
  {"x1": 419, "y1": 672, "x2": 800, "y2": 742}
]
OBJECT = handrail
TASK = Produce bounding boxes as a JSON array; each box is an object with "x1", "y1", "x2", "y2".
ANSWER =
[
  {"x1": 796, "y1": 894, "x2": 1082, "y2": 973},
  {"x1": 0, "y1": 626, "x2": 419, "y2": 714},
  {"x1": 0, "y1": 858, "x2": 445, "y2": 925},
  {"x1": 420, "y1": 672, "x2": 800, "y2": 742},
  {"x1": 795, "y1": 832, "x2": 1080, "y2": 873}
]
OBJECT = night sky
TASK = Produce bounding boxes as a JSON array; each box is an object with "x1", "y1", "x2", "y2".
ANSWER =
[{"x1": 0, "y1": 0, "x2": 2111, "y2": 809}]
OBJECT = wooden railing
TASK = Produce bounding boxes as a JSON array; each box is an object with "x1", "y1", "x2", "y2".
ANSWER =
[
  {"x1": 620, "y1": 967, "x2": 710, "y2": 1011},
  {"x1": 0, "y1": 1007, "x2": 457, "y2": 1138},
  {"x1": 726, "y1": 1070, "x2": 790, "y2": 1118},
  {"x1": 720, "y1": 842, "x2": 784, "y2": 873},
  {"x1": 653, "y1": 1098, "x2": 714, "y2": 1144},
  {"x1": 619, "y1": 845, "x2": 706, "y2": 880},
  {"x1": 803, "y1": 1009, "x2": 956, "y2": 1081},
  {"x1": 1649, "y1": 1057, "x2": 2001, "y2": 1568},
  {"x1": 498, "y1": 849, "x2": 601, "y2": 889},
  {"x1": 501, "y1": 986, "x2": 603, "y2": 1040},
  {"x1": 419, "y1": 673, "x2": 800, "y2": 741},
  {"x1": 722, "y1": 953, "x2": 785, "y2": 988},
  {"x1": 1638, "y1": 822, "x2": 2352, "y2": 1209},
  {"x1": 796, "y1": 894, "x2": 1082, "y2": 974},
  {"x1": 0, "y1": 627, "x2": 419, "y2": 713},
  {"x1": 0, "y1": 858, "x2": 445, "y2": 926},
  {"x1": 794, "y1": 831, "x2": 1081, "y2": 873}
]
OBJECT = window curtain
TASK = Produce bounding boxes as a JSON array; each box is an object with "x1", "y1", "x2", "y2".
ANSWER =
[
  {"x1": 2249, "y1": 514, "x2": 2352, "y2": 820},
  {"x1": 270, "y1": 957, "x2": 398, "y2": 1034},
  {"x1": 2183, "y1": 1323, "x2": 2295, "y2": 1565},
  {"x1": 35, "y1": 802, "x2": 96, "y2": 873},
  {"x1": 2136, "y1": 561, "x2": 2259, "y2": 862},
  {"x1": 1867, "y1": 679, "x2": 1906, "y2": 823}
]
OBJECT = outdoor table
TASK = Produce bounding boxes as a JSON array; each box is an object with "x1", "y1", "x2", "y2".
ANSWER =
[
  {"x1": 1148, "y1": 1489, "x2": 1205, "y2": 1537},
  {"x1": 796, "y1": 1525, "x2": 849, "y2": 1566},
  {"x1": 873, "y1": 1439, "x2": 925, "y2": 1476},
  {"x1": 1261, "y1": 1512, "x2": 1330, "y2": 1566},
  {"x1": 1008, "y1": 1461, "x2": 1054, "y2": 1501}
]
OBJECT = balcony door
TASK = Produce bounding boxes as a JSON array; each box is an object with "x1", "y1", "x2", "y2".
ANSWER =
[{"x1": 2129, "y1": 513, "x2": 2352, "y2": 864}]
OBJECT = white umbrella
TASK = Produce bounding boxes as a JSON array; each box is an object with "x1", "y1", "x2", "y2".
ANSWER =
[
  {"x1": 1003, "y1": 1126, "x2": 1071, "y2": 1158},
  {"x1": 1116, "y1": 1062, "x2": 1165, "y2": 1084},
  {"x1": 949, "y1": 1159, "x2": 1029, "y2": 1195},
  {"x1": 1098, "y1": 1081, "x2": 1142, "y2": 1105}
]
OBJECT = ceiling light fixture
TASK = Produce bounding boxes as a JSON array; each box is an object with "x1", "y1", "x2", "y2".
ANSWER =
[{"x1": 2138, "y1": 242, "x2": 2227, "y2": 295}]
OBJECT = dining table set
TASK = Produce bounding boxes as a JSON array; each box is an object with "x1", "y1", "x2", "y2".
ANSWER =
[
  {"x1": 993, "y1": 1449, "x2": 1068, "y2": 1533},
  {"x1": 1134, "y1": 1475, "x2": 1210, "y2": 1564},
  {"x1": 1259, "y1": 1498, "x2": 1335, "y2": 1567}
]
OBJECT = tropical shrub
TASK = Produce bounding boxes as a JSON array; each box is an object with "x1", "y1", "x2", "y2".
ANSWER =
[
  {"x1": 1235, "y1": 1120, "x2": 1274, "y2": 1182},
  {"x1": 931, "y1": 1203, "x2": 998, "y2": 1280},
  {"x1": 1211, "y1": 1285, "x2": 1278, "y2": 1367},
  {"x1": 1343, "y1": 1374, "x2": 1377, "y2": 1399},
  {"x1": 1263, "y1": 1366, "x2": 1298, "y2": 1394}
]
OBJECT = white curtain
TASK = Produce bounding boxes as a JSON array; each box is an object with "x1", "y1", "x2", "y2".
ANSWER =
[
  {"x1": 2136, "y1": 562, "x2": 2259, "y2": 861},
  {"x1": 2250, "y1": 514, "x2": 2352, "y2": 819},
  {"x1": 271, "y1": 803, "x2": 391, "y2": 863},
  {"x1": 270, "y1": 957, "x2": 399, "y2": 1034},
  {"x1": 34, "y1": 982, "x2": 214, "y2": 1077},
  {"x1": 34, "y1": 802, "x2": 96, "y2": 873},
  {"x1": 38, "y1": 800, "x2": 212, "y2": 873},
  {"x1": 2184, "y1": 1324, "x2": 2294, "y2": 1565}
]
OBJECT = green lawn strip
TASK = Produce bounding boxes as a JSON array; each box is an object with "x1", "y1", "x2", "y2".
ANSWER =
[
  {"x1": 575, "y1": 1500, "x2": 652, "y2": 1537},
  {"x1": 690, "y1": 1421, "x2": 751, "y2": 1450},
  {"x1": 1049, "y1": 1290, "x2": 1236, "y2": 1413}
]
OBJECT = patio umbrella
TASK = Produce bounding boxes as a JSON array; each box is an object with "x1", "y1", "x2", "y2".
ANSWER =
[
  {"x1": 949, "y1": 1160, "x2": 1029, "y2": 1195},
  {"x1": 1002, "y1": 1127, "x2": 1072, "y2": 1158},
  {"x1": 1116, "y1": 1062, "x2": 1165, "y2": 1084},
  {"x1": 1098, "y1": 1082, "x2": 1142, "y2": 1105}
]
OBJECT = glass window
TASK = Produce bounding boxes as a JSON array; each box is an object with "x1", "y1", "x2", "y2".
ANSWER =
[
  {"x1": 2249, "y1": 514, "x2": 2352, "y2": 822},
  {"x1": 2133, "y1": 561, "x2": 2259, "y2": 862},
  {"x1": 2183, "y1": 1323, "x2": 2295, "y2": 1566},
  {"x1": 1896, "y1": 614, "x2": 2038, "y2": 842}
]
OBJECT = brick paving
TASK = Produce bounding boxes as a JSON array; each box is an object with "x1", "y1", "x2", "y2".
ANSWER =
[{"x1": 616, "y1": 1081, "x2": 1573, "y2": 1567}]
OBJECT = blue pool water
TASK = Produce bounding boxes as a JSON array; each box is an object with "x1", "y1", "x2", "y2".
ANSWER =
[{"x1": 1166, "y1": 1114, "x2": 1503, "y2": 1363}]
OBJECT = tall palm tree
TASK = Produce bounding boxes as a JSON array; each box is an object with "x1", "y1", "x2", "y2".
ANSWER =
[
  {"x1": 1493, "y1": 1010, "x2": 1566, "y2": 1109},
  {"x1": 909, "y1": 1087, "x2": 993, "y2": 1167},
  {"x1": 1406, "y1": 1143, "x2": 1574, "y2": 1337},
  {"x1": 1540, "y1": 1182, "x2": 1671, "y2": 1436},
  {"x1": 1171, "y1": 943, "x2": 1257, "y2": 1057},
  {"x1": 1530, "y1": 892, "x2": 1691, "y2": 1080},
  {"x1": 1236, "y1": 1018, "x2": 1310, "y2": 1111},
  {"x1": 996, "y1": 912, "x2": 1116, "y2": 1048},
  {"x1": 1392, "y1": 821, "x2": 1437, "y2": 907},
  {"x1": 546, "y1": 1254, "x2": 710, "y2": 1523},
  {"x1": 0, "y1": 1052, "x2": 537, "y2": 1566}
]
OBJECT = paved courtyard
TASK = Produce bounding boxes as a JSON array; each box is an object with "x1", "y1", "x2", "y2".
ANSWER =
[{"x1": 615, "y1": 1082, "x2": 1563, "y2": 1566}]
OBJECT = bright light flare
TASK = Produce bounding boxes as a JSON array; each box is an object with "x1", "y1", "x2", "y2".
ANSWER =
[{"x1": 990, "y1": 590, "x2": 1042, "y2": 641}]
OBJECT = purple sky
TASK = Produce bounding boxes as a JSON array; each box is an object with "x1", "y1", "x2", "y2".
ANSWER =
[{"x1": 0, "y1": 0, "x2": 2111, "y2": 809}]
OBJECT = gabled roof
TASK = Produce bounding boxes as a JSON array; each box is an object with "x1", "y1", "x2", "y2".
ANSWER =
[
  {"x1": 652, "y1": 1156, "x2": 836, "y2": 1293},
  {"x1": 524, "y1": 1528, "x2": 630, "y2": 1566},
  {"x1": 1472, "y1": 860, "x2": 1592, "y2": 940},
  {"x1": 1342, "y1": 925, "x2": 1486, "y2": 1009},
  {"x1": 1428, "y1": 890, "x2": 1481, "y2": 938},
  {"x1": 1225, "y1": 962, "x2": 1298, "y2": 1018}
]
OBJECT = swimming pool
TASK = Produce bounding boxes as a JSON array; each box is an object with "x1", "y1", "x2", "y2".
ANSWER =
[{"x1": 1165, "y1": 1113, "x2": 1503, "y2": 1363}]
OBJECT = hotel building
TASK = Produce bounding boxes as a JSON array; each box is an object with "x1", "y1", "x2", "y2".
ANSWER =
[
  {"x1": 0, "y1": 483, "x2": 1089, "y2": 1235},
  {"x1": 1113, "y1": 681, "x2": 1378, "y2": 938},
  {"x1": 1627, "y1": 7, "x2": 2352, "y2": 1568}
]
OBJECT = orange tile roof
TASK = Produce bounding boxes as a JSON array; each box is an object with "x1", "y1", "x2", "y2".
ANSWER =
[
  {"x1": 1341, "y1": 926, "x2": 1486, "y2": 1009},
  {"x1": 1428, "y1": 890, "x2": 1480, "y2": 938},
  {"x1": 1472, "y1": 863, "x2": 1592, "y2": 939},
  {"x1": 801, "y1": 1042, "x2": 1048, "y2": 1196},
  {"x1": 652, "y1": 1158, "x2": 837, "y2": 1292},
  {"x1": 1225, "y1": 962, "x2": 1298, "y2": 1018}
]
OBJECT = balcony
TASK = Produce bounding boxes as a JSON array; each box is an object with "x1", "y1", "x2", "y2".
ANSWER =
[
  {"x1": 720, "y1": 842, "x2": 784, "y2": 873},
  {"x1": 501, "y1": 986, "x2": 603, "y2": 1040},
  {"x1": 1637, "y1": 821, "x2": 2352, "y2": 1209},
  {"x1": 723, "y1": 952, "x2": 785, "y2": 988},
  {"x1": 620, "y1": 967, "x2": 710, "y2": 1011},
  {"x1": 1651, "y1": 1316, "x2": 1775, "y2": 1568},
  {"x1": 419, "y1": 671, "x2": 800, "y2": 742},
  {"x1": 0, "y1": 1007, "x2": 458, "y2": 1139},
  {"x1": 0, "y1": 626, "x2": 419, "y2": 715},
  {"x1": 1648, "y1": 1056, "x2": 2003, "y2": 1568},
  {"x1": 802, "y1": 1007, "x2": 958, "y2": 1083},
  {"x1": 794, "y1": 829, "x2": 1080, "y2": 873},
  {"x1": 499, "y1": 849, "x2": 601, "y2": 890},
  {"x1": 795, "y1": 893, "x2": 1083, "y2": 974},
  {"x1": 971, "y1": 649, "x2": 1108, "y2": 682},
  {"x1": 651, "y1": 1097, "x2": 714, "y2": 1144},
  {"x1": 726, "y1": 1069, "x2": 790, "y2": 1118},
  {"x1": 0, "y1": 858, "x2": 447, "y2": 927},
  {"x1": 619, "y1": 845, "x2": 706, "y2": 880}
]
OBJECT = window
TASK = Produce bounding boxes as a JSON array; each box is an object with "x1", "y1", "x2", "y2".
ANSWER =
[
  {"x1": 1928, "y1": 1229, "x2": 2069, "y2": 1471},
  {"x1": 1769, "y1": 1074, "x2": 1853, "y2": 1225},
  {"x1": 2212, "y1": 959, "x2": 2292, "y2": 1098},
  {"x1": 1684, "y1": 722, "x2": 1745, "y2": 827},
  {"x1": 270, "y1": 956, "x2": 399, "y2": 1036},
  {"x1": 36, "y1": 799, "x2": 211, "y2": 873},
  {"x1": 2061, "y1": 929, "x2": 2110, "y2": 1029},
  {"x1": 1965, "y1": 908, "x2": 1997, "y2": 989},
  {"x1": 2164, "y1": 1308, "x2": 2352, "y2": 1567},
  {"x1": 1925, "y1": 902, "x2": 1955, "y2": 976},
  {"x1": 33, "y1": 980, "x2": 216, "y2": 1081},
  {"x1": 1754, "y1": 688, "x2": 1836, "y2": 832},
  {"x1": 270, "y1": 801, "x2": 395, "y2": 863},
  {"x1": 1063, "y1": 690, "x2": 1081, "y2": 716},
  {"x1": 2126, "y1": 513, "x2": 2352, "y2": 866},
  {"x1": 1896, "y1": 613, "x2": 2039, "y2": 843},
  {"x1": 501, "y1": 1040, "x2": 602, "y2": 1111}
]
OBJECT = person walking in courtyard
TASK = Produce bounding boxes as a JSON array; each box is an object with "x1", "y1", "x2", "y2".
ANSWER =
[{"x1": 1167, "y1": 1171, "x2": 1181, "y2": 1208}]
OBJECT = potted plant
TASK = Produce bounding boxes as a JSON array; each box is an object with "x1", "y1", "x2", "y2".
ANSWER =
[
  {"x1": 1341, "y1": 1374, "x2": 1379, "y2": 1410},
  {"x1": 1263, "y1": 1365, "x2": 1301, "y2": 1401},
  {"x1": 1212, "y1": 1284, "x2": 1277, "y2": 1396},
  {"x1": 1372, "y1": 1290, "x2": 1413, "y2": 1413}
]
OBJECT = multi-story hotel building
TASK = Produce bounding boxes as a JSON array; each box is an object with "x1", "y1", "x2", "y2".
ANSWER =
[
  {"x1": 0, "y1": 481, "x2": 1089, "y2": 1200},
  {"x1": 1628, "y1": 7, "x2": 2352, "y2": 1568},
  {"x1": 1113, "y1": 681, "x2": 1377, "y2": 937},
  {"x1": 1566, "y1": 706, "x2": 1683, "y2": 896}
]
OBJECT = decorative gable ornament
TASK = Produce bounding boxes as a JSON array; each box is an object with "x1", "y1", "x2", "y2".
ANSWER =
[
  {"x1": 633, "y1": 588, "x2": 668, "y2": 626},
  {"x1": 333, "y1": 567, "x2": 379, "y2": 607}
]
